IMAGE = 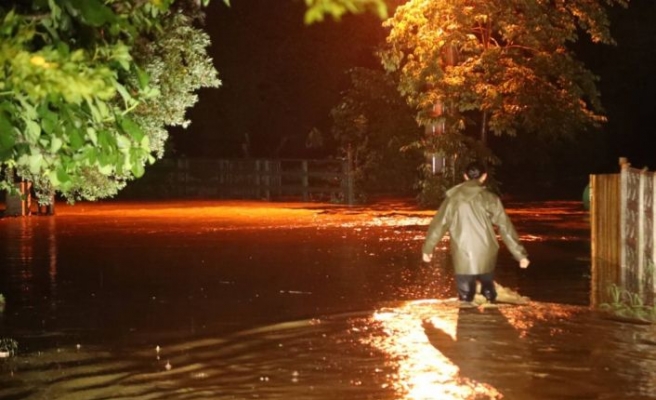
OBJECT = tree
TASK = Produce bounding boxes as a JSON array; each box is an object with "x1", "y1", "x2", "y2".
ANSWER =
[
  {"x1": 331, "y1": 67, "x2": 423, "y2": 200},
  {"x1": 0, "y1": 0, "x2": 221, "y2": 205},
  {"x1": 378, "y1": 0, "x2": 627, "y2": 200}
]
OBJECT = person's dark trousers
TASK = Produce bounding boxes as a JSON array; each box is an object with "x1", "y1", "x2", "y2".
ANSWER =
[{"x1": 455, "y1": 273, "x2": 497, "y2": 302}]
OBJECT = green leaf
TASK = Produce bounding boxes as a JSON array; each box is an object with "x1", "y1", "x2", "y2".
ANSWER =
[
  {"x1": 86, "y1": 127, "x2": 98, "y2": 146},
  {"x1": 56, "y1": 166, "x2": 70, "y2": 184},
  {"x1": 98, "y1": 161, "x2": 113, "y2": 175},
  {"x1": 119, "y1": 116, "x2": 144, "y2": 142},
  {"x1": 1, "y1": 10, "x2": 16, "y2": 35},
  {"x1": 85, "y1": 98, "x2": 102, "y2": 122},
  {"x1": 48, "y1": 169, "x2": 61, "y2": 186},
  {"x1": 65, "y1": 0, "x2": 117, "y2": 27},
  {"x1": 39, "y1": 107, "x2": 59, "y2": 136},
  {"x1": 25, "y1": 120, "x2": 42, "y2": 143},
  {"x1": 115, "y1": 134, "x2": 130, "y2": 152},
  {"x1": 131, "y1": 159, "x2": 145, "y2": 178},
  {"x1": 115, "y1": 82, "x2": 134, "y2": 108},
  {"x1": 50, "y1": 137, "x2": 63, "y2": 153},
  {"x1": 0, "y1": 111, "x2": 16, "y2": 157},
  {"x1": 140, "y1": 135, "x2": 150, "y2": 150},
  {"x1": 304, "y1": 8, "x2": 325, "y2": 24},
  {"x1": 135, "y1": 66, "x2": 150, "y2": 90},
  {"x1": 85, "y1": 146, "x2": 97, "y2": 165},
  {"x1": 27, "y1": 153, "x2": 44, "y2": 174},
  {"x1": 68, "y1": 128, "x2": 84, "y2": 150}
]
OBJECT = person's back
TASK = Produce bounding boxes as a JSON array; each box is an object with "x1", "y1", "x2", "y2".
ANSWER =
[{"x1": 422, "y1": 162, "x2": 529, "y2": 304}]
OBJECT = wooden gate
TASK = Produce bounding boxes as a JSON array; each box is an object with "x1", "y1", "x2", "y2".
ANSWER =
[{"x1": 590, "y1": 159, "x2": 656, "y2": 306}]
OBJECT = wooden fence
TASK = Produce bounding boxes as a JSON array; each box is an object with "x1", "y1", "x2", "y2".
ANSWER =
[
  {"x1": 121, "y1": 158, "x2": 355, "y2": 204},
  {"x1": 590, "y1": 159, "x2": 656, "y2": 306}
]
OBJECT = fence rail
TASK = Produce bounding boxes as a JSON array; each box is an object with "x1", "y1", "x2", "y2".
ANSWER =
[
  {"x1": 590, "y1": 159, "x2": 656, "y2": 306},
  {"x1": 121, "y1": 158, "x2": 355, "y2": 204}
]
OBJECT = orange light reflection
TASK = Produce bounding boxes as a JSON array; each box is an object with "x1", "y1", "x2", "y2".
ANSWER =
[
  {"x1": 365, "y1": 299, "x2": 503, "y2": 400},
  {"x1": 498, "y1": 302, "x2": 581, "y2": 339}
]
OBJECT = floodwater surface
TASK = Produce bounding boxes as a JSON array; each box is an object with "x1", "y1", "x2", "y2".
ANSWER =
[{"x1": 0, "y1": 199, "x2": 654, "y2": 399}]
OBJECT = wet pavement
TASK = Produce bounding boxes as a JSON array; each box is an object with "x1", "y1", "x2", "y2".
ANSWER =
[{"x1": 0, "y1": 199, "x2": 654, "y2": 399}]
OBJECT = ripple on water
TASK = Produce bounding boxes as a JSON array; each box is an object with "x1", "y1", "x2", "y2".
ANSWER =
[{"x1": 1, "y1": 302, "x2": 655, "y2": 400}]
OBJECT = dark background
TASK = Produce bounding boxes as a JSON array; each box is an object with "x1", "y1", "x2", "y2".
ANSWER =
[
  {"x1": 169, "y1": 0, "x2": 656, "y2": 198},
  {"x1": 171, "y1": 0, "x2": 386, "y2": 159}
]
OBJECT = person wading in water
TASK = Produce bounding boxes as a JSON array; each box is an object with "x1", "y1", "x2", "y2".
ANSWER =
[{"x1": 422, "y1": 162, "x2": 530, "y2": 305}]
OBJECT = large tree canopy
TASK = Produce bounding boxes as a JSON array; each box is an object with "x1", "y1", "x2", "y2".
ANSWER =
[
  {"x1": 0, "y1": 0, "x2": 221, "y2": 204},
  {"x1": 376, "y1": 0, "x2": 627, "y2": 203},
  {"x1": 379, "y1": 0, "x2": 627, "y2": 140}
]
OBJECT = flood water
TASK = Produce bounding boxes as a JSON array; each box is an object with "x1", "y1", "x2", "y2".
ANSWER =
[{"x1": 0, "y1": 199, "x2": 654, "y2": 399}]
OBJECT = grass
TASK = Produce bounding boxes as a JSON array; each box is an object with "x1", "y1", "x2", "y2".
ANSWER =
[{"x1": 600, "y1": 284, "x2": 656, "y2": 323}]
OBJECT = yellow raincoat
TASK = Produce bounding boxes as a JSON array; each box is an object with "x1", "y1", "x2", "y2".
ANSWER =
[{"x1": 422, "y1": 180, "x2": 528, "y2": 275}]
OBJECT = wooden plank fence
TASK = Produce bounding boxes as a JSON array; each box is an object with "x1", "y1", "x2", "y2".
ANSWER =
[
  {"x1": 590, "y1": 158, "x2": 656, "y2": 307},
  {"x1": 121, "y1": 158, "x2": 355, "y2": 204}
]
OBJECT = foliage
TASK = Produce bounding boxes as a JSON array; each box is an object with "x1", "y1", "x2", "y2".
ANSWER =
[
  {"x1": 600, "y1": 284, "x2": 656, "y2": 324},
  {"x1": 413, "y1": 132, "x2": 498, "y2": 207},
  {"x1": 0, "y1": 0, "x2": 220, "y2": 204},
  {"x1": 331, "y1": 67, "x2": 423, "y2": 200},
  {"x1": 130, "y1": 10, "x2": 221, "y2": 159},
  {"x1": 304, "y1": 0, "x2": 388, "y2": 24},
  {"x1": 380, "y1": 0, "x2": 626, "y2": 137},
  {"x1": 0, "y1": 338, "x2": 17, "y2": 357},
  {"x1": 378, "y1": 0, "x2": 627, "y2": 200}
]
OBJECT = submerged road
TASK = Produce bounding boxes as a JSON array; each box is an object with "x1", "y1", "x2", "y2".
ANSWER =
[{"x1": 0, "y1": 199, "x2": 654, "y2": 399}]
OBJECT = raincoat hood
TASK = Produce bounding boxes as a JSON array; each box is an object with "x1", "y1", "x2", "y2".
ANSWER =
[{"x1": 446, "y1": 179, "x2": 485, "y2": 203}]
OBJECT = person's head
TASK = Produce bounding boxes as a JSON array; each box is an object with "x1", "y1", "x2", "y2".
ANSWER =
[{"x1": 463, "y1": 162, "x2": 487, "y2": 182}]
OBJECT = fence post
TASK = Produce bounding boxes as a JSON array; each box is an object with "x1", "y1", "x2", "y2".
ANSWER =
[
  {"x1": 342, "y1": 147, "x2": 355, "y2": 206},
  {"x1": 255, "y1": 159, "x2": 261, "y2": 199},
  {"x1": 618, "y1": 158, "x2": 656, "y2": 306},
  {"x1": 301, "y1": 160, "x2": 309, "y2": 201},
  {"x1": 263, "y1": 160, "x2": 271, "y2": 200},
  {"x1": 620, "y1": 158, "x2": 630, "y2": 289},
  {"x1": 5, "y1": 180, "x2": 32, "y2": 216},
  {"x1": 653, "y1": 173, "x2": 656, "y2": 301},
  {"x1": 638, "y1": 169, "x2": 646, "y2": 298}
]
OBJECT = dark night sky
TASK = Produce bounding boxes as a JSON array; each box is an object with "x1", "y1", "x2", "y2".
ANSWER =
[
  {"x1": 589, "y1": 1, "x2": 656, "y2": 172},
  {"x1": 171, "y1": 0, "x2": 386, "y2": 159},
  {"x1": 171, "y1": 1, "x2": 656, "y2": 173}
]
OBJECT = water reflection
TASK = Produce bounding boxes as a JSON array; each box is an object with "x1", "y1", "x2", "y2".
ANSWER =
[
  {"x1": 366, "y1": 300, "x2": 503, "y2": 399},
  {"x1": 2, "y1": 217, "x2": 58, "y2": 310},
  {"x1": 1, "y1": 301, "x2": 655, "y2": 399},
  {"x1": 362, "y1": 299, "x2": 656, "y2": 400}
]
